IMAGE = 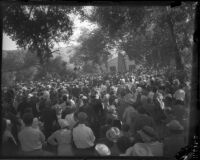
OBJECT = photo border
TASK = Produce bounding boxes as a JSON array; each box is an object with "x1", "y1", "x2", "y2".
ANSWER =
[{"x1": 0, "y1": 0, "x2": 199, "y2": 160}]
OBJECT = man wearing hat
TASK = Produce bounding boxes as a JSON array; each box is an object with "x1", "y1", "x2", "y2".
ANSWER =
[
  {"x1": 47, "y1": 119, "x2": 73, "y2": 156},
  {"x1": 123, "y1": 126, "x2": 163, "y2": 156},
  {"x1": 163, "y1": 120, "x2": 186, "y2": 157},
  {"x1": 72, "y1": 112, "x2": 96, "y2": 156},
  {"x1": 97, "y1": 127, "x2": 121, "y2": 156}
]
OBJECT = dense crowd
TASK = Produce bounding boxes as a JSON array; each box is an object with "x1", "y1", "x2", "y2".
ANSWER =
[{"x1": 1, "y1": 71, "x2": 191, "y2": 157}]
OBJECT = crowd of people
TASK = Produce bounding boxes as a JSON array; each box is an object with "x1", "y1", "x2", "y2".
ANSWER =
[{"x1": 1, "y1": 71, "x2": 191, "y2": 157}]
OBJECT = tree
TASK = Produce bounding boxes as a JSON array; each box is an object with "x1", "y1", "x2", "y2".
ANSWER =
[
  {"x1": 86, "y1": 3, "x2": 195, "y2": 73},
  {"x1": 139, "y1": 3, "x2": 195, "y2": 71},
  {"x1": 73, "y1": 29, "x2": 110, "y2": 72},
  {"x1": 3, "y1": 4, "x2": 74, "y2": 65},
  {"x1": 2, "y1": 49, "x2": 41, "y2": 82}
]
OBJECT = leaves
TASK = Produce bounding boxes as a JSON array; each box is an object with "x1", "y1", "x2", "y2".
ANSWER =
[{"x1": 3, "y1": 4, "x2": 74, "y2": 64}]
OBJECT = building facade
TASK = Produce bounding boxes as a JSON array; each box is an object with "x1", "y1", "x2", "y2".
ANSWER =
[{"x1": 107, "y1": 53, "x2": 135, "y2": 73}]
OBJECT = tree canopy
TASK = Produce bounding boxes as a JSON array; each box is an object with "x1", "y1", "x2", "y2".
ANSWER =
[
  {"x1": 3, "y1": 4, "x2": 74, "y2": 64},
  {"x1": 76, "y1": 3, "x2": 196, "y2": 73},
  {"x1": 3, "y1": 3, "x2": 196, "y2": 78}
]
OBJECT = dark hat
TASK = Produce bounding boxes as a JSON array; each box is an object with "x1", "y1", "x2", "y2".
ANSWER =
[
  {"x1": 77, "y1": 112, "x2": 88, "y2": 123},
  {"x1": 137, "y1": 126, "x2": 158, "y2": 142}
]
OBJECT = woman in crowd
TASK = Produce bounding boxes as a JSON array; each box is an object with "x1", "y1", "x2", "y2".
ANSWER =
[{"x1": 1, "y1": 71, "x2": 191, "y2": 157}]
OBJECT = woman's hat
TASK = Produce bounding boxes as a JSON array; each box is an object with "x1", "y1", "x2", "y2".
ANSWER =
[
  {"x1": 95, "y1": 144, "x2": 111, "y2": 156},
  {"x1": 133, "y1": 143, "x2": 153, "y2": 156},
  {"x1": 166, "y1": 120, "x2": 184, "y2": 131},
  {"x1": 106, "y1": 127, "x2": 121, "y2": 142},
  {"x1": 137, "y1": 126, "x2": 158, "y2": 143},
  {"x1": 58, "y1": 119, "x2": 69, "y2": 129}
]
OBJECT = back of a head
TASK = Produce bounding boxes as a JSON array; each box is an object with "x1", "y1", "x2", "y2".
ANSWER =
[
  {"x1": 77, "y1": 112, "x2": 88, "y2": 124},
  {"x1": 22, "y1": 113, "x2": 34, "y2": 126}
]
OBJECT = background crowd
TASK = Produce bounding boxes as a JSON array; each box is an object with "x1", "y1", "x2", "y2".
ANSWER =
[{"x1": 1, "y1": 71, "x2": 191, "y2": 157}]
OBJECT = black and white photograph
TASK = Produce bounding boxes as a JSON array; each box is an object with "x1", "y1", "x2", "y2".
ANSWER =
[{"x1": 1, "y1": 1, "x2": 199, "y2": 158}]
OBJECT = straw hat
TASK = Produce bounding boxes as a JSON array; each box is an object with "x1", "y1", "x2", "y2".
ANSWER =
[
  {"x1": 106, "y1": 127, "x2": 121, "y2": 142},
  {"x1": 95, "y1": 144, "x2": 111, "y2": 156},
  {"x1": 132, "y1": 143, "x2": 153, "y2": 156}
]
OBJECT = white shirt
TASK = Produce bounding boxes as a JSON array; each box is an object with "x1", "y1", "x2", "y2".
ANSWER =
[
  {"x1": 72, "y1": 124, "x2": 95, "y2": 149},
  {"x1": 18, "y1": 126, "x2": 45, "y2": 152}
]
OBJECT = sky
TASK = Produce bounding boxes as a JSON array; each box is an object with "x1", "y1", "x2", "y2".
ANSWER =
[
  {"x1": 3, "y1": 33, "x2": 18, "y2": 51},
  {"x1": 2, "y1": 6, "x2": 97, "y2": 51}
]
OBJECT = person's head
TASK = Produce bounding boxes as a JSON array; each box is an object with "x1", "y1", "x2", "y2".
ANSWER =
[
  {"x1": 62, "y1": 94, "x2": 68, "y2": 102},
  {"x1": 120, "y1": 89, "x2": 126, "y2": 98},
  {"x1": 77, "y1": 112, "x2": 88, "y2": 124},
  {"x1": 137, "y1": 126, "x2": 159, "y2": 143},
  {"x1": 2, "y1": 118, "x2": 12, "y2": 132},
  {"x1": 22, "y1": 113, "x2": 34, "y2": 126},
  {"x1": 58, "y1": 119, "x2": 69, "y2": 129},
  {"x1": 106, "y1": 127, "x2": 121, "y2": 143}
]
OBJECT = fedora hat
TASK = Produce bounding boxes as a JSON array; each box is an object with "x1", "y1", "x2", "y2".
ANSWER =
[{"x1": 137, "y1": 126, "x2": 158, "y2": 143}]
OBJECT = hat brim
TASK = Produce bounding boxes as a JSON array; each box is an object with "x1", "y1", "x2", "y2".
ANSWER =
[{"x1": 106, "y1": 130, "x2": 121, "y2": 142}]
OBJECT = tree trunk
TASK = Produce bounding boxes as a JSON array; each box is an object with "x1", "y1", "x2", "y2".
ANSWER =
[{"x1": 166, "y1": 14, "x2": 184, "y2": 71}]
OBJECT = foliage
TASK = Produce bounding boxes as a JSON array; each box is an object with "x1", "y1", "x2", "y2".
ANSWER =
[
  {"x1": 72, "y1": 28, "x2": 110, "y2": 70},
  {"x1": 3, "y1": 4, "x2": 74, "y2": 64},
  {"x1": 46, "y1": 56, "x2": 68, "y2": 76},
  {"x1": 83, "y1": 3, "x2": 196, "y2": 73}
]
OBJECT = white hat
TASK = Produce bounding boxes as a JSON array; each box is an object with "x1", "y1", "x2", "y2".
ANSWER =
[
  {"x1": 82, "y1": 96, "x2": 87, "y2": 100},
  {"x1": 95, "y1": 144, "x2": 111, "y2": 156},
  {"x1": 132, "y1": 143, "x2": 153, "y2": 156},
  {"x1": 174, "y1": 89, "x2": 185, "y2": 101},
  {"x1": 121, "y1": 79, "x2": 125, "y2": 84},
  {"x1": 106, "y1": 127, "x2": 121, "y2": 142}
]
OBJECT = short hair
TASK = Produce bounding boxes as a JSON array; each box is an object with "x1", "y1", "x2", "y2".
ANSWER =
[
  {"x1": 22, "y1": 113, "x2": 34, "y2": 126},
  {"x1": 122, "y1": 124, "x2": 130, "y2": 132},
  {"x1": 63, "y1": 95, "x2": 68, "y2": 101}
]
